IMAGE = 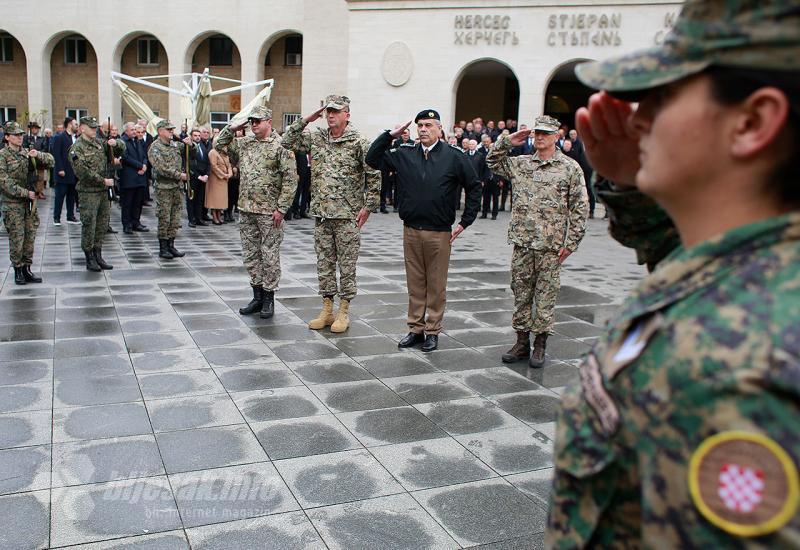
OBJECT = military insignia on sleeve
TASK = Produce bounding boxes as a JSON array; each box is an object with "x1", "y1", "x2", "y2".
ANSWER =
[
  {"x1": 579, "y1": 354, "x2": 619, "y2": 436},
  {"x1": 603, "y1": 312, "x2": 662, "y2": 380},
  {"x1": 688, "y1": 431, "x2": 799, "y2": 537}
]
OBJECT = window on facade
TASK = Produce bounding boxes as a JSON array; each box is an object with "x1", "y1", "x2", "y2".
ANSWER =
[
  {"x1": 66, "y1": 108, "x2": 88, "y2": 121},
  {"x1": 0, "y1": 107, "x2": 16, "y2": 124},
  {"x1": 209, "y1": 36, "x2": 233, "y2": 66},
  {"x1": 210, "y1": 112, "x2": 232, "y2": 130},
  {"x1": 283, "y1": 113, "x2": 301, "y2": 130},
  {"x1": 0, "y1": 35, "x2": 13, "y2": 63},
  {"x1": 65, "y1": 36, "x2": 87, "y2": 64},
  {"x1": 137, "y1": 37, "x2": 159, "y2": 65},
  {"x1": 284, "y1": 36, "x2": 302, "y2": 66}
]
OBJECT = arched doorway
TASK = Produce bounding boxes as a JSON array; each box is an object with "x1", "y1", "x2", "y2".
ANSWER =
[
  {"x1": 260, "y1": 32, "x2": 303, "y2": 132},
  {"x1": 0, "y1": 31, "x2": 27, "y2": 124},
  {"x1": 454, "y1": 59, "x2": 519, "y2": 131},
  {"x1": 543, "y1": 59, "x2": 594, "y2": 130},
  {"x1": 49, "y1": 32, "x2": 98, "y2": 125},
  {"x1": 115, "y1": 33, "x2": 169, "y2": 122},
  {"x1": 187, "y1": 33, "x2": 241, "y2": 130}
]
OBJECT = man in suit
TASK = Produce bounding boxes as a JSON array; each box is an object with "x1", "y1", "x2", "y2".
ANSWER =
[
  {"x1": 51, "y1": 117, "x2": 80, "y2": 226},
  {"x1": 136, "y1": 119, "x2": 154, "y2": 204},
  {"x1": 186, "y1": 128, "x2": 209, "y2": 227},
  {"x1": 119, "y1": 123, "x2": 149, "y2": 234}
]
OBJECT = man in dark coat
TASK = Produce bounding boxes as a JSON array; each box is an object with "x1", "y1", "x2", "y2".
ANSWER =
[
  {"x1": 119, "y1": 123, "x2": 149, "y2": 233},
  {"x1": 51, "y1": 117, "x2": 80, "y2": 225}
]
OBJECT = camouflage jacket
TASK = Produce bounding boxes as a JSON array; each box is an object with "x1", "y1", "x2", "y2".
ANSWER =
[
  {"x1": 548, "y1": 212, "x2": 800, "y2": 548},
  {"x1": 216, "y1": 127, "x2": 297, "y2": 215},
  {"x1": 69, "y1": 134, "x2": 125, "y2": 193},
  {"x1": 0, "y1": 145, "x2": 54, "y2": 209},
  {"x1": 148, "y1": 138, "x2": 188, "y2": 190},
  {"x1": 486, "y1": 135, "x2": 588, "y2": 252},
  {"x1": 281, "y1": 119, "x2": 380, "y2": 219}
]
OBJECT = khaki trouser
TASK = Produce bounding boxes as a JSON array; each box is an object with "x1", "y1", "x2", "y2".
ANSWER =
[{"x1": 403, "y1": 226, "x2": 451, "y2": 335}]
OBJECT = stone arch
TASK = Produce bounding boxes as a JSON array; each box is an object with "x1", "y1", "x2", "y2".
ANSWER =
[
  {"x1": 258, "y1": 29, "x2": 303, "y2": 131},
  {"x1": 184, "y1": 31, "x2": 242, "y2": 125},
  {"x1": 45, "y1": 31, "x2": 99, "y2": 124},
  {"x1": 112, "y1": 31, "x2": 170, "y2": 121},
  {"x1": 451, "y1": 57, "x2": 520, "y2": 133},
  {"x1": 542, "y1": 58, "x2": 595, "y2": 130}
]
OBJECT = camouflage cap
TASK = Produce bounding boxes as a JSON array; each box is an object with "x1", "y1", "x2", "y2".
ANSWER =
[
  {"x1": 533, "y1": 115, "x2": 560, "y2": 133},
  {"x1": 79, "y1": 116, "x2": 99, "y2": 128},
  {"x1": 248, "y1": 106, "x2": 273, "y2": 121},
  {"x1": 576, "y1": 0, "x2": 800, "y2": 94},
  {"x1": 3, "y1": 121, "x2": 24, "y2": 135},
  {"x1": 324, "y1": 94, "x2": 351, "y2": 111},
  {"x1": 156, "y1": 120, "x2": 176, "y2": 130}
]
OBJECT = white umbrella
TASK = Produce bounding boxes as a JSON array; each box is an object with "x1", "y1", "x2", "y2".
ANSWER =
[
  {"x1": 229, "y1": 84, "x2": 274, "y2": 127},
  {"x1": 194, "y1": 73, "x2": 213, "y2": 127}
]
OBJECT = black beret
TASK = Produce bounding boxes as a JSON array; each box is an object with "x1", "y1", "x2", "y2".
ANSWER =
[{"x1": 414, "y1": 109, "x2": 440, "y2": 123}]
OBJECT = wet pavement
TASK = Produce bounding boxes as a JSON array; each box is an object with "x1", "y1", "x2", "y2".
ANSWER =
[{"x1": 0, "y1": 196, "x2": 644, "y2": 549}]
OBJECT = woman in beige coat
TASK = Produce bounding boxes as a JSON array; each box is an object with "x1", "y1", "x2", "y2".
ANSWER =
[{"x1": 206, "y1": 143, "x2": 232, "y2": 224}]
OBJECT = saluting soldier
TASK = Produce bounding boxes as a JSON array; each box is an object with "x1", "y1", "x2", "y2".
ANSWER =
[
  {"x1": 282, "y1": 95, "x2": 381, "y2": 333},
  {"x1": 69, "y1": 116, "x2": 125, "y2": 272},
  {"x1": 486, "y1": 115, "x2": 588, "y2": 368},
  {"x1": 216, "y1": 106, "x2": 298, "y2": 319},
  {"x1": 0, "y1": 121, "x2": 54, "y2": 284},
  {"x1": 148, "y1": 120, "x2": 193, "y2": 260}
]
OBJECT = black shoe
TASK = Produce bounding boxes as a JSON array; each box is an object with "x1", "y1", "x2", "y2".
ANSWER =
[
  {"x1": 380, "y1": 207, "x2": 388, "y2": 214},
  {"x1": 93, "y1": 248, "x2": 113, "y2": 270},
  {"x1": 13, "y1": 266, "x2": 26, "y2": 285},
  {"x1": 123, "y1": 227, "x2": 133, "y2": 235},
  {"x1": 491, "y1": 214, "x2": 497, "y2": 220},
  {"x1": 202, "y1": 215, "x2": 212, "y2": 222},
  {"x1": 480, "y1": 213, "x2": 487, "y2": 219},
  {"x1": 260, "y1": 290, "x2": 275, "y2": 319},
  {"x1": 421, "y1": 334, "x2": 439, "y2": 352},
  {"x1": 158, "y1": 239, "x2": 174, "y2": 260},
  {"x1": 196, "y1": 220, "x2": 208, "y2": 227},
  {"x1": 22, "y1": 265, "x2": 42, "y2": 283},
  {"x1": 239, "y1": 286, "x2": 264, "y2": 315},
  {"x1": 106, "y1": 226, "x2": 117, "y2": 234},
  {"x1": 398, "y1": 332, "x2": 425, "y2": 348},
  {"x1": 133, "y1": 225, "x2": 149, "y2": 232},
  {"x1": 84, "y1": 250, "x2": 102, "y2": 272},
  {"x1": 188, "y1": 221, "x2": 196, "y2": 228},
  {"x1": 66, "y1": 217, "x2": 80, "y2": 224},
  {"x1": 299, "y1": 212, "x2": 310, "y2": 219},
  {"x1": 168, "y1": 238, "x2": 185, "y2": 258}
]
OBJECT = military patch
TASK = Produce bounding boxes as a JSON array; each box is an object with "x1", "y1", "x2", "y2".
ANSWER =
[
  {"x1": 579, "y1": 354, "x2": 619, "y2": 436},
  {"x1": 603, "y1": 312, "x2": 662, "y2": 380},
  {"x1": 400, "y1": 143, "x2": 415, "y2": 148},
  {"x1": 688, "y1": 431, "x2": 799, "y2": 537}
]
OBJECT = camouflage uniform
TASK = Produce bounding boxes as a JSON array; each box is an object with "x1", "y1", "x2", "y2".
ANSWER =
[
  {"x1": 281, "y1": 97, "x2": 380, "y2": 300},
  {"x1": 0, "y1": 123, "x2": 54, "y2": 267},
  {"x1": 69, "y1": 127, "x2": 125, "y2": 252},
  {"x1": 549, "y1": 1, "x2": 800, "y2": 547},
  {"x1": 486, "y1": 130, "x2": 588, "y2": 334},
  {"x1": 148, "y1": 134, "x2": 185, "y2": 240},
  {"x1": 216, "y1": 113, "x2": 297, "y2": 290}
]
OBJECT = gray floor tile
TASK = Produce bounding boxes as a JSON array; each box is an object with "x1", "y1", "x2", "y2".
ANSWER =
[
  {"x1": 332, "y1": 335, "x2": 401, "y2": 357},
  {"x1": 488, "y1": 389, "x2": 562, "y2": 425},
  {"x1": 232, "y1": 386, "x2": 330, "y2": 423},
  {"x1": 54, "y1": 374, "x2": 142, "y2": 408},
  {"x1": 309, "y1": 380, "x2": 407, "y2": 413},
  {"x1": 0, "y1": 445, "x2": 51, "y2": 495},
  {"x1": 0, "y1": 322, "x2": 54, "y2": 342},
  {"x1": 54, "y1": 320, "x2": 121, "y2": 340},
  {"x1": 287, "y1": 357, "x2": 375, "y2": 385},
  {"x1": 50, "y1": 477, "x2": 181, "y2": 547},
  {"x1": 201, "y1": 343, "x2": 280, "y2": 367},
  {"x1": 356, "y1": 353, "x2": 437, "y2": 378},
  {"x1": 156, "y1": 424, "x2": 267, "y2": 474},
  {"x1": 336, "y1": 406, "x2": 447, "y2": 447},
  {"x1": 308, "y1": 493, "x2": 459, "y2": 550},
  {"x1": 54, "y1": 530, "x2": 190, "y2": 549},
  {"x1": 54, "y1": 354, "x2": 134, "y2": 381},
  {"x1": 0, "y1": 359, "x2": 52, "y2": 386},
  {"x1": 170, "y1": 462, "x2": 299, "y2": 528},
  {"x1": 185, "y1": 511, "x2": 326, "y2": 549},
  {"x1": 0, "y1": 409, "x2": 52, "y2": 449},
  {"x1": 130, "y1": 348, "x2": 211, "y2": 373},
  {"x1": 53, "y1": 402, "x2": 152, "y2": 442},
  {"x1": 412, "y1": 478, "x2": 546, "y2": 546},
  {"x1": 189, "y1": 327, "x2": 262, "y2": 348},
  {"x1": 383, "y1": 373, "x2": 477, "y2": 404},
  {"x1": 146, "y1": 393, "x2": 244, "y2": 432},
  {"x1": 414, "y1": 397, "x2": 526, "y2": 436},
  {"x1": 422, "y1": 348, "x2": 497, "y2": 372},
  {"x1": 370, "y1": 438, "x2": 496, "y2": 491},
  {"x1": 505, "y1": 468, "x2": 554, "y2": 508},
  {"x1": 52, "y1": 434, "x2": 164, "y2": 486},
  {"x1": 215, "y1": 364, "x2": 302, "y2": 393},
  {"x1": 253, "y1": 415, "x2": 362, "y2": 460},
  {"x1": 0, "y1": 381, "x2": 52, "y2": 413},
  {"x1": 0, "y1": 340, "x2": 54, "y2": 361},
  {"x1": 449, "y1": 367, "x2": 543, "y2": 396},
  {"x1": 270, "y1": 340, "x2": 345, "y2": 362},
  {"x1": 456, "y1": 426, "x2": 553, "y2": 475},
  {"x1": 125, "y1": 331, "x2": 198, "y2": 354},
  {"x1": 527, "y1": 361, "x2": 580, "y2": 389},
  {"x1": 54, "y1": 336, "x2": 127, "y2": 359},
  {"x1": 0, "y1": 490, "x2": 50, "y2": 549},
  {"x1": 274, "y1": 449, "x2": 404, "y2": 508},
  {"x1": 137, "y1": 369, "x2": 225, "y2": 400}
]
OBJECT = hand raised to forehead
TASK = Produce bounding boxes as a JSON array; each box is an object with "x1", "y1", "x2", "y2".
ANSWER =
[
  {"x1": 507, "y1": 129, "x2": 532, "y2": 147},
  {"x1": 390, "y1": 120, "x2": 413, "y2": 139}
]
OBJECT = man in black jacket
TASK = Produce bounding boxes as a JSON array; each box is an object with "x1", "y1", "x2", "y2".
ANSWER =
[
  {"x1": 186, "y1": 128, "x2": 209, "y2": 227},
  {"x1": 51, "y1": 117, "x2": 80, "y2": 225},
  {"x1": 366, "y1": 109, "x2": 481, "y2": 352},
  {"x1": 119, "y1": 123, "x2": 149, "y2": 233}
]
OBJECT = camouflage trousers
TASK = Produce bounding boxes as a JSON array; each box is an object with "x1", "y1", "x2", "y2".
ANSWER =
[
  {"x1": 78, "y1": 192, "x2": 110, "y2": 252},
  {"x1": 240, "y1": 212, "x2": 284, "y2": 290},
  {"x1": 314, "y1": 218, "x2": 360, "y2": 301},
  {"x1": 2, "y1": 203, "x2": 39, "y2": 267},
  {"x1": 156, "y1": 187, "x2": 183, "y2": 240},
  {"x1": 510, "y1": 246, "x2": 561, "y2": 334}
]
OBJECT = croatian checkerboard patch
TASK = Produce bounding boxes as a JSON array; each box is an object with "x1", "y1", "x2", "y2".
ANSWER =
[{"x1": 688, "y1": 431, "x2": 799, "y2": 537}]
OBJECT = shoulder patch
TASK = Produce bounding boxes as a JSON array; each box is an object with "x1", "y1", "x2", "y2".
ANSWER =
[
  {"x1": 400, "y1": 143, "x2": 415, "y2": 148},
  {"x1": 688, "y1": 431, "x2": 799, "y2": 537},
  {"x1": 579, "y1": 353, "x2": 619, "y2": 436},
  {"x1": 448, "y1": 144, "x2": 461, "y2": 150}
]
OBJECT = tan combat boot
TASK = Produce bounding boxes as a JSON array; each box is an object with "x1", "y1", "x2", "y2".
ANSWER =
[
  {"x1": 330, "y1": 299, "x2": 350, "y2": 333},
  {"x1": 308, "y1": 297, "x2": 336, "y2": 330},
  {"x1": 501, "y1": 331, "x2": 530, "y2": 363}
]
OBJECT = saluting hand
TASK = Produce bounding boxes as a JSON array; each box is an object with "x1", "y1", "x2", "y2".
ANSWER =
[
  {"x1": 450, "y1": 224, "x2": 465, "y2": 244},
  {"x1": 507, "y1": 129, "x2": 532, "y2": 147},
  {"x1": 303, "y1": 106, "x2": 327, "y2": 124},
  {"x1": 390, "y1": 120, "x2": 413, "y2": 139}
]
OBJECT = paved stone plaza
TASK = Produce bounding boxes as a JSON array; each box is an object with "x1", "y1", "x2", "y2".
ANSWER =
[{"x1": 0, "y1": 197, "x2": 644, "y2": 549}]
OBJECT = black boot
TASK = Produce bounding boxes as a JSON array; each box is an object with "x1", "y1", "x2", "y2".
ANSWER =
[
  {"x1": 158, "y1": 239, "x2": 174, "y2": 260},
  {"x1": 239, "y1": 286, "x2": 264, "y2": 315},
  {"x1": 260, "y1": 290, "x2": 275, "y2": 319},
  {"x1": 85, "y1": 250, "x2": 101, "y2": 272},
  {"x1": 168, "y1": 239, "x2": 185, "y2": 258},
  {"x1": 93, "y1": 248, "x2": 113, "y2": 270},
  {"x1": 501, "y1": 331, "x2": 530, "y2": 363},
  {"x1": 22, "y1": 265, "x2": 42, "y2": 283},
  {"x1": 13, "y1": 266, "x2": 26, "y2": 285}
]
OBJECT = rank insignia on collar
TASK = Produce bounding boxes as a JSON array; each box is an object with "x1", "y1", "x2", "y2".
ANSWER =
[{"x1": 688, "y1": 431, "x2": 799, "y2": 537}]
